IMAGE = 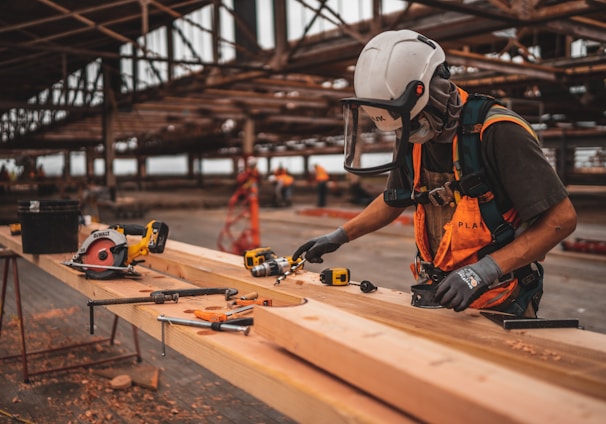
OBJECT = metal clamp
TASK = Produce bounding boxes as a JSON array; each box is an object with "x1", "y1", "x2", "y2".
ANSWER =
[{"x1": 87, "y1": 287, "x2": 239, "y2": 334}]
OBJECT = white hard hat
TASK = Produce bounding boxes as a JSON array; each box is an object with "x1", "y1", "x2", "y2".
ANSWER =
[{"x1": 353, "y1": 30, "x2": 446, "y2": 131}]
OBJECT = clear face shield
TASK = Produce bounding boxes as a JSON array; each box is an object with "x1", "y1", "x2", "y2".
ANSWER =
[{"x1": 342, "y1": 80, "x2": 425, "y2": 175}]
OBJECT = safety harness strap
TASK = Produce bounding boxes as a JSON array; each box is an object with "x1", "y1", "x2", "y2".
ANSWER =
[
  {"x1": 457, "y1": 94, "x2": 515, "y2": 253},
  {"x1": 383, "y1": 94, "x2": 516, "y2": 252},
  {"x1": 383, "y1": 142, "x2": 416, "y2": 207}
]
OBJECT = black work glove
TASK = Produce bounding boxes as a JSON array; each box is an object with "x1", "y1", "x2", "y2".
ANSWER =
[
  {"x1": 434, "y1": 256, "x2": 502, "y2": 312},
  {"x1": 292, "y1": 227, "x2": 349, "y2": 263}
]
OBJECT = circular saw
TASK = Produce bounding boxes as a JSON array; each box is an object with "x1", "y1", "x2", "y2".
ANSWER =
[{"x1": 63, "y1": 220, "x2": 169, "y2": 279}]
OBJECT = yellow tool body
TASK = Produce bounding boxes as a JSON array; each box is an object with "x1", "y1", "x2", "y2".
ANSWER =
[
  {"x1": 62, "y1": 220, "x2": 169, "y2": 279},
  {"x1": 243, "y1": 247, "x2": 276, "y2": 269},
  {"x1": 319, "y1": 268, "x2": 350, "y2": 286},
  {"x1": 113, "y1": 220, "x2": 169, "y2": 265}
]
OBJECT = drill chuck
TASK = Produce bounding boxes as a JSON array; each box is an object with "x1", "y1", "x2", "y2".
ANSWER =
[{"x1": 251, "y1": 257, "x2": 292, "y2": 277}]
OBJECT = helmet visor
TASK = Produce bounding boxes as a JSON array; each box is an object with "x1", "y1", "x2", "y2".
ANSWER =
[{"x1": 342, "y1": 80, "x2": 424, "y2": 175}]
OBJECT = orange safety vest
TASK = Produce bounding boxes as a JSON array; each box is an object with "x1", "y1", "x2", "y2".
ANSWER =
[
  {"x1": 277, "y1": 173, "x2": 294, "y2": 186},
  {"x1": 412, "y1": 88, "x2": 538, "y2": 310},
  {"x1": 315, "y1": 165, "x2": 329, "y2": 182}
]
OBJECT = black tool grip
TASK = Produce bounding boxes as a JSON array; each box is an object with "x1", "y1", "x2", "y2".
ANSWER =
[
  {"x1": 152, "y1": 288, "x2": 239, "y2": 300},
  {"x1": 211, "y1": 317, "x2": 254, "y2": 331},
  {"x1": 120, "y1": 224, "x2": 146, "y2": 236},
  {"x1": 359, "y1": 280, "x2": 378, "y2": 293},
  {"x1": 88, "y1": 297, "x2": 151, "y2": 306}
]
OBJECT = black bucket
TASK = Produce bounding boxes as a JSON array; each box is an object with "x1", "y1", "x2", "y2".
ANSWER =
[{"x1": 17, "y1": 200, "x2": 80, "y2": 254}]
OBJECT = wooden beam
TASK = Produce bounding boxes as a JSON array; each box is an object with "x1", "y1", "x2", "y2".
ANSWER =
[
  {"x1": 255, "y1": 299, "x2": 606, "y2": 423},
  {"x1": 2, "y1": 224, "x2": 606, "y2": 422},
  {"x1": 0, "y1": 226, "x2": 412, "y2": 423},
  {"x1": 141, "y1": 239, "x2": 606, "y2": 402},
  {"x1": 446, "y1": 49, "x2": 564, "y2": 81}
]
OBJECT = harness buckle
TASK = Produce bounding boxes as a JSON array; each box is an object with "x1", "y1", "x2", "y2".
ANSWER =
[
  {"x1": 428, "y1": 182, "x2": 455, "y2": 207},
  {"x1": 458, "y1": 172, "x2": 489, "y2": 197},
  {"x1": 491, "y1": 222, "x2": 515, "y2": 245}
]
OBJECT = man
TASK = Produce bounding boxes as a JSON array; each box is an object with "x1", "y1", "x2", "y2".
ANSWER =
[
  {"x1": 313, "y1": 163, "x2": 330, "y2": 207},
  {"x1": 293, "y1": 30, "x2": 576, "y2": 318},
  {"x1": 271, "y1": 166, "x2": 294, "y2": 207}
]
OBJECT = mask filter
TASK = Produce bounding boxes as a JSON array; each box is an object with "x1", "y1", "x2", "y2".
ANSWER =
[{"x1": 408, "y1": 115, "x2": 435, "y2": 144}]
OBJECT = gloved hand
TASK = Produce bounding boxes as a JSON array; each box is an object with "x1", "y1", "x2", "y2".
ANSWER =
[
  {"x1": 434, "y1": 256, "x2": 502, "y2": 312},
  {"x1": 292, "y1": 227, "x2": 349, "y2": 263}
]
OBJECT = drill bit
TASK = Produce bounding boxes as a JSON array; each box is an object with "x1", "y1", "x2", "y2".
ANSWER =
[{"x1": 275, "y1": 258, "x2": 306, "y2": 285}]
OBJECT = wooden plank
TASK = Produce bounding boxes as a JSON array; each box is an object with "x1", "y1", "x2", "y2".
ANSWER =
[
  {"x1": 254, "y1": 299, "x2": 606, "y2": 424},
  {"x1": 4, "y1": 224, "x2": 606, "y2": 420},
  {"x1": 0, "y1": 226, "x2": 412, "y2": 424},
  {"x1": 141, "y1": 238, "x2": 606, "y2": 401},
  {"x1": 79, "y1": 226, "x2": 606, "y2": 402}
]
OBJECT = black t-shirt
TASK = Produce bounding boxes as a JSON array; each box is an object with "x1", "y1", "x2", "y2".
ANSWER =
[
  {"x1": 480, "y1": 121, "x2": 568, "y2": 221},
  {"x1": 387, "y1": 119, "x2": 568, "y2": 222}
]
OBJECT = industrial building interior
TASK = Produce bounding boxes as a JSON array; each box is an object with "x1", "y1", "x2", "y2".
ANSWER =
[
  {"x1": 1, "y1": 0, "x2": 605, "y2": 192},
  {"x1": 1, "y1": 3, "x2": 606, "y2": 423}
]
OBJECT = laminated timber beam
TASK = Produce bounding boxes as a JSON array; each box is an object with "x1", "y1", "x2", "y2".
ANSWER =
[
  {"x1": 1, "y1": 224, "x2": 606, "y2": 423},
  {"x1": 141, "y1": 239, "x2": 606, "y2": 404},
  {"x1": 255, "y1": 300, "x2": 606, "y2": 423},
  {"x1": 0, "y1": 226, "x2": 409, "y2": 424}
]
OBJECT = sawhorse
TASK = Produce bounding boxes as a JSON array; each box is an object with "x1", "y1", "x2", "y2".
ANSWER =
[{"x1": 0, "y1": 249, "x2": 142, "y2": 383}]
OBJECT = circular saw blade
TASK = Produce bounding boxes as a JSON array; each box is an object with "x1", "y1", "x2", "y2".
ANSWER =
[{"x1": 80, "y1": 237, "x2": 127, "y2": 279}]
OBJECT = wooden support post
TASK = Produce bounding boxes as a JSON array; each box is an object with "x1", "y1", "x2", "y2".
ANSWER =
[
  {"x1": 303, "y1": 155, "x2": 310, "y2": 180},
  {"x1": 86, "y1": 147, "x2": 95, "y2": 182},
  {"x1": 234, "y1": 0, "x2": 260, "y2": 62},
  {"x1": 187, "y1": 154, "x2": 195, "y2": 180},
  {"x1": 102, "y1": 57, "x2": 120, "y2": 201},
  {"x1": 137, "y1": 155, "x2": 146, "y2": 190},
  {"x1": 271, "y1": 0, "x2": 288, "y2": 69}
]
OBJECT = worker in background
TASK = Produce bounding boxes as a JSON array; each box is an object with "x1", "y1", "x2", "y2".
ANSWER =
[
  {"x1": 236, "y1": 157, "x2": 261, "y2": 192},
  {"x1": 313, "y1": 163, "x2": 330, "y2": 207},
  {"x1": 36, "y1": 164, "x2": 45, "y2": 179},
  {"x1": 275, "y1": 167, "x2": 294, "y2": 207},
  {"x1": 0, "y1": 164, "x2": 9, "y2": 194},
  {"x1": 35, "y1": 163, "x2": 53, "y2": 196},
  {"x1": 293, "y1": 30, "x2": 576, "y2": 318}
]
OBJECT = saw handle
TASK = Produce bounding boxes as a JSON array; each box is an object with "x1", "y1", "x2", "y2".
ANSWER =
[{"x1": 111, "y1": 224, "x2": 146, "y2": 236}]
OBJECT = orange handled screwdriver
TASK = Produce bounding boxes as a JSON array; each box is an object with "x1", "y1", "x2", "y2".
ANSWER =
[{"x1": 194, "y1": 305, "x2": 254, "y2": 322}]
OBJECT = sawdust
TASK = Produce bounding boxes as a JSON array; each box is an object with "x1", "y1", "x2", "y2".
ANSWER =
[
  {"x1": 1, "y1": 305, "x2": 293, "y2": 423},
  {"x1": 1, "y1": 352, "x2": 217, "y2": 423},
  {"x1": 203, "y1": 305, "x2": 223, "y2": 311},
  {"x1": 505, "y1": 339, "x2": 562, "y2": 361},
  {"x1": 31, "y1": 306, "x2": 79, "y2": 320}
]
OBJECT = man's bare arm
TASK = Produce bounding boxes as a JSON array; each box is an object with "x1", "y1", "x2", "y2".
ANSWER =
[
  {"x1": 342, "y1": 194, "x2": 407, "y2": 241},
  {"x1": 491, "y1": 197, "x2": 577, "y2": 274}
]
